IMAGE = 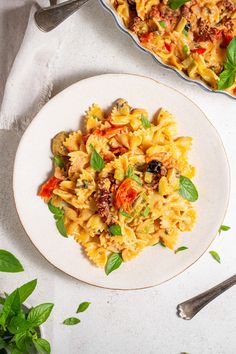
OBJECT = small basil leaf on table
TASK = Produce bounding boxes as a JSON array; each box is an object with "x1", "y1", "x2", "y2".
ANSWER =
[
  {"x1": 218, "y1": 225, "x2": 230, "y2": 234},
  {"x1": 209, "y1": 250, "x2": 221, "y2": 263},
  {"x1": 105, "y1": 253, "x2": 123, "y2": 275},
  {"x1": 76, "y1": 302, "x2": 91, "y2": 313},
  {"x1": 175, "y1": 246, "x2": 188, "y2": 254},
  {"x1": 27, "y1": 303, "x2": 54, "y2": 327},
  {"x1": 179, "y1": 175, "x2": 198, "y2": 202},
  {"x1": 33, "y1": 338, "x2": 51, "y2": 354},
  {"x1": 89, "y1": 144, "x2": 105, "y2": 172},
  {"x1": 63, "y1": 317, "x2": 81, "y2": 325},
  {"x1": 0, "y1": 250, "x2": 24, "y2": 273},
  {"x1": 18, "y1": 279, "x2": 37, "y2": 304}
]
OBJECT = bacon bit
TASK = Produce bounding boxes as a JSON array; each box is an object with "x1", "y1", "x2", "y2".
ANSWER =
[
  {"x1": 82, "y1": 134, "x2": 90, "y2": 143},
  {"x1": 114, "y1": 178, "x2": 139, "y2": 212},
  {"x1": 140, "y1": 32, "x2": 154, "y2": 43},
  {"x1": 110, "y1": 146, "x2": 127, "y2": 155},
  {"x1": 191, "y1": 47, "x2": 207, "y2": 55},
  {"x1": 38, "y1": 176, "x2": 60, "y2": 199},
  {"x1": 164, "y1": 42, "x2": 172, "y2": 52},
  {"x1": 221, "y1": 32, "x2": 233, "y2": 48},
  {"x1": 95, "y1": 126, "x2": 125, "y2": 137}
]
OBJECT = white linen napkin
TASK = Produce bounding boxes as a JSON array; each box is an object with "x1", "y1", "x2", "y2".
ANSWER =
[{"x1": 0, "y1": 1, "x2": 71, "y2": 131}]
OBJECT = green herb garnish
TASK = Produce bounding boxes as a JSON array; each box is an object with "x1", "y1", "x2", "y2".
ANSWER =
[
  {"x1": 0, "y1": 250, "x2": 24, "y2": 273},
  {"x1": 142, "y1": 206, "x2": 150, "y2": 217},
  {"x1": 218, "y1": 37, "x2": 236, "y2": 90},
  {"x1": 109, "y1": 225, "x2": 122, "y2": 236},
  {"x1": 63, "y1": 317, "x2": 81, "y2": 326},
  {"x1": 159, "y1": 20, "x2": 167, "y2": 28},
  {"x1": 120, "y1": 208, "x2": 132, "y2": 218},
  {"x1": 175, "y1": 246, "x2": 188, "y2": 254},
  {"x1": 105, "y1": 253, "x2": 123, "y2": 275},
  {"x1": 89, "y1": 144, "x2": 105, "y2": 172},
  {"x1": 169, "y1": 0, "x2": 191, "y2": 10},
  {"x1": 76, "y1": 302, "x2": 91, "y2": 313},
  {"x1": 159, "y1": 241, "x2": 166, "y2": 247},
  {"x1": 209, "y1": 250, "x2": 221, "y2": 263},
  {"x1": 179, "y1": 175, "x2": 198, "y2": 202},
  {"x1": 48, "y1": 199, "x2": 67, "y2": 237},
  {"x1": 182, "y1": 28, "x2": 188, "y2": 37},
  {"x1": 218, "y1": 225, "x2": 231, "y2": 234},
  {"x1": 183, "y1": 44, "x2": 189, "y2": 54},
  {"x1": 126, "y1": 165, "x2": 143, "y2": 185},
  {"x1": 0, "y1": 279, "x2": 53, "y2": 353},
  {"x1": 141, "y1": 114, "x2": 151, "y2": 129},
  {"x1": 53, "y1": 155, "x2": 64, "y2": 168}
]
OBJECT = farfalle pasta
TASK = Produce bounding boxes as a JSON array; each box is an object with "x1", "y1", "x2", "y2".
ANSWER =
[
  {"x1": 39, "y1": 99, "x2": 197, "y2": 273},
  {"x1": 111, "y1": 0, "x2": 236, "y2": 95}
]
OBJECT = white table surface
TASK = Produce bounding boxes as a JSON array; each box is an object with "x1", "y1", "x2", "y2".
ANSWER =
[{"x1": 1, "y1": 1, "x2": 236, "y2": 354}]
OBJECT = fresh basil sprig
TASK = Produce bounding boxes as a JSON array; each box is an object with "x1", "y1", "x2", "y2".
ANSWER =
[
  {"x1": 63, "y1": 317, "x2": 81, "y2": 326},
  {"x1": 89, "y1": 144, "x2": 105, "y2": 172},
  {"x1": 175, "y1": 246, "x2": 188, "y2": 254},
  {"x1": 53, "y1": 155, "x2": 64, "y2": 168},
  {"x1": 126, "y1": 165, "x2": 142, "y2": 185},
  {"x1": 0, "y1": 279, "x2": 53, "y2": 353},
  {"x1": 218, "y1": 224, "x2": 230, "y2": 234},
  {"x1": 105, "y1": 253, "x2": 123, "y2": 275},
  {"x1": 209, "y1": 250, "x2": 221, "y2": 263},
  {"x1": 48, "y1": 199, "x2": 67, "y2": 237},
  {"x1": 179, "y1": 175, "x2": 198, "y2": 202},
  {"x1": 0, "y1": 250, "x2": 24, "y2": 273},
  {"x1": 169, "y1": 0, "x2": 191, "y2": 10},
  {"x1": 76, "y1": 302, "x2": 91, "y2": 313},
  {"x1": 218, "y1": 37, "x2": 236, "y2": 90},
  {"x1": 141, "y1": 114, "x2": 151, "y2": 129}
]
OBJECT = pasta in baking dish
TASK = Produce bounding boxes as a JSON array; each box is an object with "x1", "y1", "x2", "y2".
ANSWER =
[
  {"x1": 110, "y1": 0, "x2": 236, "y2": 95},
  {"x1": 39, "y1": 99, "x2": 197, "y2": 273}
]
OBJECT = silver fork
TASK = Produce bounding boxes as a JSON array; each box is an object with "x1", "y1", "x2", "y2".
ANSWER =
[
  {"x1": 177, "y1": 274, "x2": 236, "y2": 320},
  {"x1": 35, "y1": 0, "x2": 89, "y2": 32}
]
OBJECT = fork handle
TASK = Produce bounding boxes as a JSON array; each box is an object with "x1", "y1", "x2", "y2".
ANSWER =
[
  {"x1": 35, "y1": 0, "x2": 89, "y2": 32},
  {"x1": 177, "y1": 274, "x2": 236, "y2": 320}
]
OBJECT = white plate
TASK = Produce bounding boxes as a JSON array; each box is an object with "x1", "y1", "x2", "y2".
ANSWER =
[{"x1": 13, "y1": 74, "x2": 230, "y2": 290}]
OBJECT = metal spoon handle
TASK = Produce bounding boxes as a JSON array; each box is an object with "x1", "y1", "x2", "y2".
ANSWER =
[
  {"x1": 35, "y1": 0, "x2": 88, "y2": 32},
  {"x1": 177, "y1": 274, "x2": 236, "y2": 320}
]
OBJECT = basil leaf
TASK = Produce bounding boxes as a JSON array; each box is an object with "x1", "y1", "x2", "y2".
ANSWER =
[
  {"x1": 142, "y1": 206, "x2": 150, "y2": 217},
  {"x1": 27, "y1": 303, "x2": 54, "y2": 327},
  {"x1": 89, "y1": 144, "x2": 105, "y2": 172},
  {"x1": 141, "y1": 114, "x2": 151, "y2": 128},
  {"x1": 11, "y1": 348, "x2": 24, "y2": 354},
  {"x1": 76, "y1": 302, "x2": 91, "y2": 313},
  {"x1": 18, "y1": 279, "x2": 37, "y2": 304},
  {"x1": 109, "y1": 225, "x2": 122, "y2": 236},
  {"x1": 175, "y1": 246, "x2": 188, "y2": 254},
  {"x1": 119, "y1": 208, "x2": 132, "y2": 218},
  {"x1": 126, "y1": 165, "x2": 142, "y2": 185},
  {"x1": 63, "y1": 317, "x2": 80, "y2": 325},
  {"x1": 0, "y1": 289, "x2": 20, "y2": 326},
  {"x1": 218, "y1": 225, "x2": 230, "y2": 234},
  {"x1": 179, "y1": 175, "x2": 198, "y2": 202},
  {"x1": 53, "y1": 155, "x2": 64, "y2": 168},
  {"x1": 159, "y1": 20, "x2": 167, "y2": 28},
  {"x1": 169, "y1": 0, "x2": 191, "y2": 10},
  {"x1": 130, "y1": 174, "x2": 142, "y2": 185},
  {"x1": 33, "y1": 338, "x2": 51, "y2": 354},
  {"x1": 226, "y1": 36, "x2": 236, "y2": 66},
  {"x1": 8, "y1": 316, "x2": 31, "y2": 334},
  {"x1": 209, "y1": 250, "x2": 221, "y2": 263},
  {"x1": 56, "y1": 218, "x2": 67, "y2": 238},
  {"x1": 218, "y1": 69, "x2": 236, "y2": 90},
  {"x1": 0, "y1": 250, "x2": 24, "y2": 273},
  {"x1": 15, "y1": 332, "x2": 31, "y2": 352},
  {"x1": 105, "y1": 253, "x2": 123, "y2": 275},
  {"x1": 0, "y1": 338, "x2": 6, "y2": 350}
]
